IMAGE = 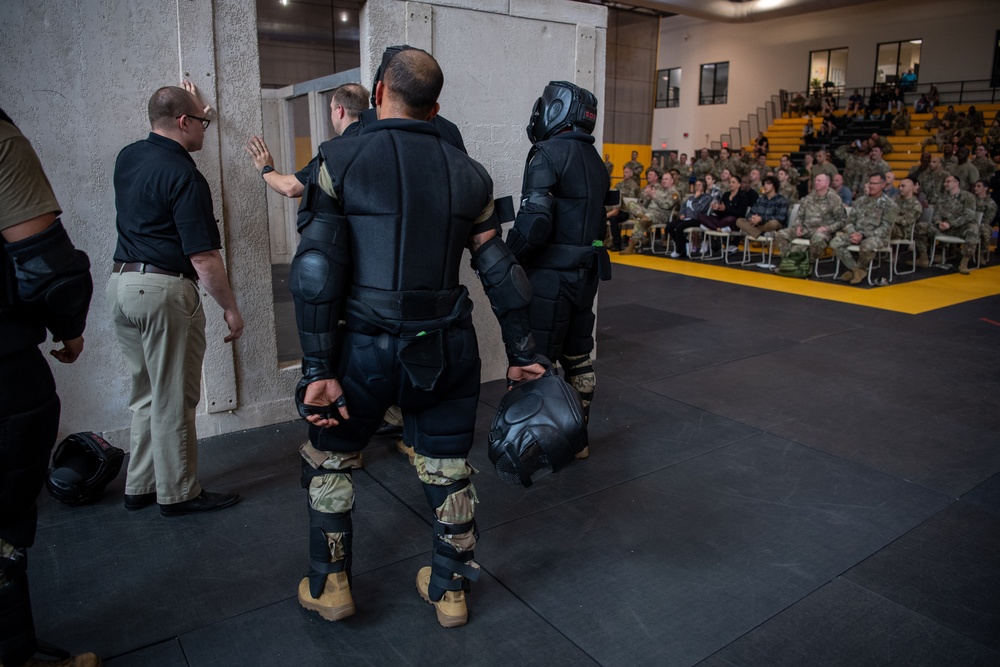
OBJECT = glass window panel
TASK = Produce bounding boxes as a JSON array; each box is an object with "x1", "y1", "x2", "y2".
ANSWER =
[
  {"x1": 829, "y1": 49, "x2": 848, "y2": 88},
  {"x1": 668, "y1": 68, "x2": 681, "y2": 108},
  {"x1": 700, "y1": 63, "x2": 715, "y2": 104},
  {"x1": 811, "y1": 51, "x2": 829, "y2": 88},
  {"x1": 876, "y1": 42, "x2": 899, "y2": 83},
  {"x1": 899, "y1": 40, "x2": 921, "y2": 74},
  {"x1": 715, "y1": 62, "x2": 728, "y2": 104}
]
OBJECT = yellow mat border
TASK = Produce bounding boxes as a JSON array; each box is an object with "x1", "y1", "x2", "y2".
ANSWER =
[{"x1": 611, "y1": 255, "x2": 1000, "y2": 315}]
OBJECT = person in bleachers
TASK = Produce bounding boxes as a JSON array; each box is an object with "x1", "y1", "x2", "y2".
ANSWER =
[
  {"x1": 663, "y1": 152, "x2": 678, "y2": 171},
  {"x1": 604, "y1": 153, "x2": 613, "y2": 175},
  {"x1": 801, "y1": 118, "x2": 815, "y2": 146},
  {"x1": 805, "y1": 92, "x2": 823, "y2": 117},
  {"x1": 623, "y1": 151, "x2": 643, "y2": 184},
  {"x1": 755, "y1": 132, "x2": 769, "y2": 157},
  {"x1": 883, "y1": 172, "x2": 899, "y2": 199},
  {"x1": 621, "y1": 169, "x2": 679, "y2": 256},
  {"x1": 736, "y1": 175, "x2": 788, "y2": 239},
  {"x1": 985, "y1": 120, "x2": 1000, "y2": 155},
  {"x1": 832, "y1": 173, "x2": 853, "y2": 206},
  {"x1": 972, "y1": 145, "x2": 996, "y2": 182},
  {"x1": 747, "y1": 168, "x2": 763, "y2": 194},
  {"x1": 972, "y1": 180, "x2": 996, "y2": 264},
  {"x1": 830, "y1": 172, "x2": 897, "y2": 284},
  {"x1": 942, "y1": 105, "x2": 958, "y2": 125},
  {"x1": 864, "y1": 86, "x2": 884, "y2": 119},
  {"x1": 927, "y1": 85, "x2": 940, "y2": 109},
  {"x1": 884, "y1": 86, "x2": 902, "y2": 115},
  {"x1": 967, "y1": 106, "x2": 985, "y2": 134},
  {"x1": 740, "y1": 175, "x2": 759, "y2": 208},
  {"x1": 913, "y1": 174, "x2": 978, "y2": 273},
  {"x1": 870, "y1": 133, "x2": 893, "y2": 155},
  {"x1": 836, "y1": 142, "x2": 866, "y2": 197},
  {"x1": 698, "y1": 175, "x2": 751, "y2": 233},
  {"x1": 692, "y1": 147, "x2": 715, "y2": 181},
  {"x1": 605, "y1": 166, "x2": 640, "y2": 251},
  {"x1": 811, "y1": 148, "x2": 839, "y2": 184},
  {"x1": 920, "y1": 156, "x2": 948, "y2": 205},
  {"x1": 892, "y1": 107, "x2": 911, "y2": 135},
  {"x1": 907, "y1": 152, "x2": 931, "y2": 184},
  {"x1": 752, "y1": 153, "x2": 768, "y2": 177},
  {"x1": 788, "y1": 92, "x2": 806, "y2": 117},
  {"x1": 858, "y1": 146, "x2": 890, "y2": 194},
  {"x1": 774, "y1": 173, "x2": 847, "y2": 262},
  {"x1": 921, "y1": 119, "x2": 952, "y2": 150},
  {"x1": 777, "y1": 154, "x2": 798, "y2": 182},
  {"x1": 666, "y1": 178, "x2": 713, "y2": 258},
  {"x1": 718, "y1": 167, "x2": 733, "y2": 187},
  {"x1": 952, "y1": 147, "x2": 979, "y2": 191},
  {"x1": 670, "y1": 168, "x2": 688, "y2": 197},
  {"x1": 704, "y1": 172, "x2": 722, "y2": 203},
  {"x1": 900, "y1": 69, "x2": 917, "y2": 92},
  {"x1": 676, "y1": 153, "x2": 692, "y2": 184},
  {"x1": 923, "y1": 110, "x2": 941, "y2": 131},
  {"x1": 846, "y1": 89, "x2": 864, "y2": 115},
  {"x1": 893, "y1": 177, "x2": 923, "y2": 243},
  {"x1": 777, "y1": 167, "x2": 800, "y2": 204},
  {"x1": 714, "y1": 146, "x2": 740, "y2": 181},
  {"x1": 942, "y1": 142, "x2": 958, "y2": 172}
]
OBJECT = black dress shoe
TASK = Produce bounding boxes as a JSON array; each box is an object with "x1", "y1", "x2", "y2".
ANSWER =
[
  {"x1": 124, "y1": 492, "x2": 157, "y2": 511},
  {"x1": 159, "y1": 490, "x2": 242, "y2": 517}
]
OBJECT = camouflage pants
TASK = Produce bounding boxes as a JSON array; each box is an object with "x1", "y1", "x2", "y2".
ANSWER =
[
  {"x1": 915, "y1": 222, "x2": 978, "y2": 258},
  {"x1": 830, "y1": 233, "x2": 884, "y2": 271},
  {"x1": 775, "y1": 228, "x2": 833, "y2": 259},
  {"x1": 625, "y1": 202, "x2": 652, "y2": 244}
]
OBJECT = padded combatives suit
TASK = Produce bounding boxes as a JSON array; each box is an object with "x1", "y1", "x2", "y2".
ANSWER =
[
  {"x1": 506, "y1": 131, "x2": 611, "y2": 421},
  {"x1": 292, "y1": 118, "x2": 535, "y2": 620}
]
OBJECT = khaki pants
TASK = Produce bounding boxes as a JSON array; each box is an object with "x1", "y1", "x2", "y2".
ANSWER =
[
  {"x1": 736, "y1": 218, "x2": 783, "y2": 238},
  {"x1": 107, "y1": 271, "x2": 206, "y2": 504}
]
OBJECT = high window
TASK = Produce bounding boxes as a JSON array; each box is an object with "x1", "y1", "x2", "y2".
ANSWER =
[
  {"x1": 699, "y1": 62, "x2": 728, "y2": 105},
  {"x1": 809, "y1": 48, "x2": 848, "y2": 94},
  {"x1": 655, "y1": 68, "x2": 681, "y2": 108},
  {"x1": 875, "y1": 39, "x2": 921, "y2": 86}
]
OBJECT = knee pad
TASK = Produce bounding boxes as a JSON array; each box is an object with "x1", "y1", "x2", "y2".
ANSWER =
[
  {"x1": 421, "y1": 477, "x2": 481, "y2": 603},
  {"x1": 560, "y1": 354, "x2": 595, "y2": 421}
]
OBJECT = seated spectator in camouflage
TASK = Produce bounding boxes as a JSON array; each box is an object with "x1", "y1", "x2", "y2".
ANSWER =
[
  {"x1": 968, "y1": 106, "x2": 985, "y2": 134},
  {"x1": 805, "y1": 93, "x2": 823, "y2": 116},
  {"x1": 913, "y1": 174, "x2": 979, "y2": 273},
  {"x1": 692, "y1": 148, "x2": 715, "y2": 181},
  {"x1": 774, "y1": 173, "x2": 847, "y2": 261},
  {"x1": 922, "y1": 119, "x2": 952, "y2": 150},
  {"x1": 621, "y1": 169, "x2": 680, "y2": 255},
  {"x1": 892, "y1": 107, "x2": 911, "y2": 135},
  {"x1": 870, "y1": 133, "x2": 893, "y2": 155},
  {"x1": 836, "y1": 142, "x2": 867, "y2": 196},
  {"x1": 664, "y1": 152, "x2": 678, "y2": 171},
  {"x1": 778, "y1": 154, "x2": 799, "y2": 182},
  {"x1": 941, "y1": 142, "x2": 958, "y2": 172},
  {"x1": 986, "y1": 120, "x2": 1000, "y2": 154},
  {"x1": 777, "y1": 167, "x2": 800, "y2": 204},
  {"x1": 715, "y1": 147, "x2": 741, "y2": 181},
  {"x1": 604, "y1": 153, "x2": 614, "y2": 175},
  {"x1": 798, "y1": 152, "x2": 815, "y2": 193},
  {"x1": 698, "y1": 175, "x2": 751, "y2": 232},
  {"x1": 942, "y1": 105, "x2": 957, "y2": 125},
  {"x1": 811, "y1": 149, "x2": 839, "y2": 183},
  {"x1": 748, "y1": 168, "x2": 763, "y2": 194},
  {"x1": 606, "y1": 166, "x2": 641, "y2": 250},
  {"x1": 907, "y1": 152, "x2": 931, "y2": 184},
  {"x1": 670, "y1": 169, "x2": 688, "y2": 197},
  {"x1": 832, "y1": 173, "x2": 853, "y2": 206},
  {"x1": 623, "y1": 151, "x2": 644, "y2": 184},
  {"x1": 754, "y1": 153, "x2": 769, "y2": 178},
  {"x1": 923, "y1": 109, "x2": 941, "y2": 131},
  {"x1": 893, "y1": 177, "x2": 923, "y2": 241},
  {"x1": 952, "y1": 147, "x2": 980, "y2": 192},
  {"x1": 667, "y1": 178, "x2": 713, "y2": 258},
  {"x1": 920, "y1": 156, "x2": 948, "y2": 205},
  {"x1": 954, "y1": 114, "x2": 976, "y2": 146},
  {"x1": 830, "y1": 173, "x2": 898, "y2": 284},
  {"x1": 973, "y1": 180, "x2": 997, "y2": 263},
  {"x1": 858, "y1": 146, "x2": 890, "y2": 194},
  {"x1": 676, "y1": 153, "x2": 692, "y2": 185},
  {"x1": 971, "y1": 145, "x2": 996, "y2": 182},
  {"x1": 736, "y1": 175, "x2": 788, "y2": 239},
  {"x1": 817, "y1": 116, "x2": 836, "y2": 141}
]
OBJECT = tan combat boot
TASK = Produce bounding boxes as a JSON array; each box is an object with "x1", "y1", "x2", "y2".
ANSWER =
[
  {"x1": 416, "y1": 567, "x2": 467, "y2": 628},
  {"x1": 395, "y1": 439, "x2": 416, "y2": 465},
  {"x1": 297, "y1": 572, "x2": 355, "y2": 621},
  {"x1": 839, "y1": 270, "x2": 855, "y2": 282},
  {"x1": 574, "y1": 446, "x2": 590, "y2": 459},
  {"x1": 619, "y1": 239, "x2": 638, "y2": 255},
  {"x1": 958, "y1": 256, "x2": 971, "y2": 274},
  {"x1": 908, "y1": 252, "x2": 929, "y2": 267},
  {"x1": 850, "y1": 268, "x2": 867, "y2": 284},
  {"x1": 14, "y1": 653, "x2": 102, "y2": 667}
]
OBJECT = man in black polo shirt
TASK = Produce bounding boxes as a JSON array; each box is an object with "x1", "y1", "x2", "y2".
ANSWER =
[{"x1": 108, "y1": 82, "x2": 244, "y2": 517}]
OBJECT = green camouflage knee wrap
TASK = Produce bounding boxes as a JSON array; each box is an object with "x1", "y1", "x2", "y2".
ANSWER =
[
  {"x1": 416, "y1": 454, "x2": 478, "y2": 553},
  {"x1": 561, "y1": 353, "x2": 595, "y2": 422},
  {"x1": 300, "y1": 443, "x2": 361, "y2": 594}
]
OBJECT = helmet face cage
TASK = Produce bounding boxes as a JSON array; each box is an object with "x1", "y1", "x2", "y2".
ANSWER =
[
  {"x1": 526, "y1": 81, "x2": 598, "y2": 144},
  {"x1": 370, "y1": 44, "x2": 416, "y2": 108}
]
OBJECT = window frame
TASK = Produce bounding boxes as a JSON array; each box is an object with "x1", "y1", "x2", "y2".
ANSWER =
[
  {"x1": 807, "y1": 47, "x2": 849, "y2": 92},
  {"x1": 655, "y1": 67, "x2": 681, "y2": 109},
  {"x1": 698, "y1": 61, "x2": 728, "y2": 106},
  {"x1": 874, "y1": 39, "x2": 922, "y2": 86}
]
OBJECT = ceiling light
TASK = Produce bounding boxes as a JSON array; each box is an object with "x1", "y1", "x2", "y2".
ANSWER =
[
  {"x1": 340, "y1": 12, "x2": 349, "y2": 22},
  {"x1": 279, "y1": 0, "x2": 289, "y2": 6}
]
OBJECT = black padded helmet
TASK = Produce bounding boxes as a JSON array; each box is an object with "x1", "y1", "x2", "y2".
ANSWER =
[
  {"x1": 487, "y1": 369, "x2": 588, "y2": 487},
  {"x1": 46, "y1": 432, "x2": 124, "y2": 506},
  {"x1": 526, "y1": 81, "x2": 598, "y2": 144}
]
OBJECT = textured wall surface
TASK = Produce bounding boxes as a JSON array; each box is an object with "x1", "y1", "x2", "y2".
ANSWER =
[
  {"x1": 0, "y1": 0, "x2": 607, "y2": 442},
  {"x1": 363, "y1": 0, "x2": 607, "y2": 379},
  {"x1": 651, "y1": 0, "x2": 998, "y2": 155}
]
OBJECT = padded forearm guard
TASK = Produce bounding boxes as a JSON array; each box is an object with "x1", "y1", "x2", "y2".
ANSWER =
[
  {"x1": 4, "y1": 219, "x2": 92, "y2": 341},
  {"x1": 290, "y1": 212, "x2": 352, "y2": 400},
  {"x1": 471, "y1": 235, "x2": 538, "y2": 366}
]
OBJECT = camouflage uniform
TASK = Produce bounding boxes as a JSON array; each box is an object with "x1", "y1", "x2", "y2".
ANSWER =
[
  {"x1": 676, "y1": 162, "x2": 692, "y2": 184},
  {"x1": 920, "y1": 168, "x2": 947, "y2": 205},
  {"x1": 775, "y1": 190, "x2": 846, "y2": 259},
  {"x1": 810, "y1": 162, "x2": 839, "y2": 184},
  {"x1": 859, "y1": 157, "x2": 890, "y2": 185},
  {"x1": 942, "y1": 155, "x2": 958, "y2": 173},
  {"x1": 626, "y1": 185, "x2": 678, "y2": 245},
  {"x1": 830, "y1": 193, "x2": 897, "y2": 272},
  {"x1": 971, "y1": 156, "x2": 996, "y2": 182},
  {"x1": 975, "y1": 196, "x2": 997, "y2": 257},
  {"x1": 915, "y1": 189, "x2": 978, "y2": 258},
  {"x1": 616, "y1": 177, "x2": 640, "y2": 201},
  {"x1": 892, "y1": 195, "x2": 923, "y2": 241},
  {"x1": 872, "y1": 136, "x2": 893, "y2": 154},
  {"x1": 951, "y1": 162, "x2": 980, "y2": 192},
  {"x1": 692, "y1": 157, "x2": 715, "y2": 180},
  {"x1": 623, "y1": 159, "x2": 644, "y2": 183},
  {"x1": 716, "y1": 157, "x2": 742, "y2": 179},
  {"x1": 836, "y1": 146, "x2": 867, "y2": 195},
  {"x1": 779, "y1": 181, "x2": 800, "y2": 204},
  {"x1": 604, "y1": 159, "x2": 614, "y2": 175}
]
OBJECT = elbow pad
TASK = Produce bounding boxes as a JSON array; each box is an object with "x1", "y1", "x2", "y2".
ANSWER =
[
  {"x1": 472, "y1": 235, "x2": 537, "y2": 366},
  {"x1": 5, "y1": 219, "x2": 93, "y2": 341},
  {"x1": 290, "y1": 214, "x2": 352, "y2": 380},
  {"x1": 507, "y1": 192, "x2": 553, "y2": 262}
]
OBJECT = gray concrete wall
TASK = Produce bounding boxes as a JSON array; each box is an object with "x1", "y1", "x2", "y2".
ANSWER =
[{"x1": 0, "y1": 0, "x2": 607, "y2": 444}]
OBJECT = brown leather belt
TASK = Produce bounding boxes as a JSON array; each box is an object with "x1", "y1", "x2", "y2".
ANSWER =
[{"x1": 113, "y1": 261, "x2": 191, "y2": 280}]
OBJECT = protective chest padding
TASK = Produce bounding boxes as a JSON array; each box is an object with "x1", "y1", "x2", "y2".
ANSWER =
[
  {"x1": 320, "y1": 120, "x2": 493, "y2": 293},
  {"x1": 520, "y1": 133, "x2": 610, "y2": 246}
]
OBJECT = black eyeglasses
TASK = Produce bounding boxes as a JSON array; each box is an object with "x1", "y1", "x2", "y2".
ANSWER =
[{"x1": 176, "y1": 114, "x2": 211, "y2": 129}]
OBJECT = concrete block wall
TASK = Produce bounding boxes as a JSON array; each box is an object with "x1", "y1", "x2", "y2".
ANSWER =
[{"x1": 0, "y1": 0, "x2": 607, "y2": 444}]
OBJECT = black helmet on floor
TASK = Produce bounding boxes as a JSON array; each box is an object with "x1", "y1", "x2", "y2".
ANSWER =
[
  {"x1": 46, "y1": 432, "x2": 124, "y2": 506},
  {"x1": 488, "y1": 367, "x2": 587, "y2": 487}
]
